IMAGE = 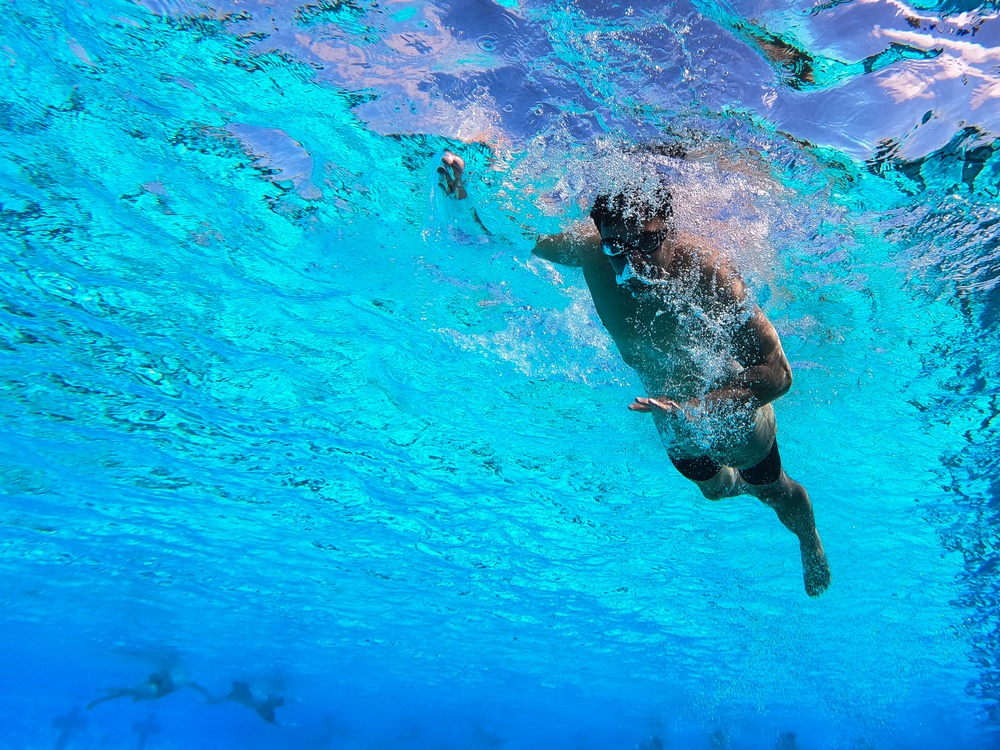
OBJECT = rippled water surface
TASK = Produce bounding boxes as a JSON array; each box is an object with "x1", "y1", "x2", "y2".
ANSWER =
[{"x1": 4, "y1": 0, "x2": 1000, "y2": 747}]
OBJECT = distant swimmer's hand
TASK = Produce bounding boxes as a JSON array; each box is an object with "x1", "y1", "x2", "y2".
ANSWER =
[
  {"x1": 437, "y1": 150, "x2": 467, "y2": 200},
  {"x1": 629, "y1": 397, "x2": 682, "y2": 414}
]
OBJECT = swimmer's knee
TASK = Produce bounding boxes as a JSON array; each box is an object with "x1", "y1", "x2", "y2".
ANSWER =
[
  {"x1": 698, "y1": 484, "x2": 728, "y2": 501},
  {"x1": 747, "y1": 471, "x2": 800, "y2": 505}
]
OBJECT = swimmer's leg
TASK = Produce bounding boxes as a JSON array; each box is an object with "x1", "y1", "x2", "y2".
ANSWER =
[
  {"x1": 86, "y1": 689, "x2": 130, "y2": 711},
  {"x1": 738, "y1": 442, "x2": 830, "y2": 597}
]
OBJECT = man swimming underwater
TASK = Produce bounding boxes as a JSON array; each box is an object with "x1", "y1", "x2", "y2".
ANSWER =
[
  {"x1": 86, "y1": 670, "x2": 208, "y2": 710},
  {"x1": 438, "y1": 150, "x2": 830, "y2": 596}
]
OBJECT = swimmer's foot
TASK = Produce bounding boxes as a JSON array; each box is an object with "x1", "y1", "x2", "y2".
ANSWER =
[{"x1": 800, "y1": 531, "x2": 830, "y2": 597}]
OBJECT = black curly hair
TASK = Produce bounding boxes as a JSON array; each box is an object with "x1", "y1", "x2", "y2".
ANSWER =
[{"x1": 589, "y1": 186, "x2": 674, "y2": 229}]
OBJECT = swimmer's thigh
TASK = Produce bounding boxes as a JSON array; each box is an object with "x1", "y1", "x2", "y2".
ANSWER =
[{"x1": 737, "y1": 440, "x2": 783, "y2": 485}]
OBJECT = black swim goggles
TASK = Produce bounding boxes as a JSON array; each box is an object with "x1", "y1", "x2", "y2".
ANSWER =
[{"x1": 600, "y1": 230, "x2": 668, "y2": 259}]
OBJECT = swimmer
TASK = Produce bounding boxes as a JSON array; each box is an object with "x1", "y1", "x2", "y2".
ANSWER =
[
  {"x1": 439, "y1": 150, "x2": 830, "y2": 597},
  {"x1": 86, "y1": 670, "x2": 208, "y2": 710},
  {"x1": 52, "y1": 707, "x2": 87, "y2": 750},
  {"x1": 206, "y1": 681, "x2": 284, "y2": 724},
  {"x1": 133, "y1": 713, "x2": 160, "y2": 750}
]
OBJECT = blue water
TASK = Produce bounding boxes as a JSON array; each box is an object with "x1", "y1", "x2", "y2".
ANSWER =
[{"x1": 3, "y1": 0, "x2": 1000, "y2": 747}]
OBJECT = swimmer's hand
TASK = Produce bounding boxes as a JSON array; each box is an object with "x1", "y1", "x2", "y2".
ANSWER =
[
  {"x1": 438, "y1": 150, "x2": 467, "y2": 200},
  {"x1": 629, "y1": 397, "x2": 683, "y2": 414}
]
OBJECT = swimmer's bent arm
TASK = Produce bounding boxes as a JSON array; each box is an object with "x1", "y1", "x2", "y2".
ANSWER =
[
  {"x1": 707, "y1": 310, "x2": 792, "y2": 411},
  {"x1": 532, "y1": 222, "x2": 598, "y2": 267},
  {"x1": 698, "y1": 260, "x2": 792, "y2": 412},
  {"x1": 633, "y1": 271, "x2": 792, "y2": 417}
]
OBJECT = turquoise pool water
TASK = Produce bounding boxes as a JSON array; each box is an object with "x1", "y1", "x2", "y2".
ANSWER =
[{"x1": 3, "y1": 0, "x2": 1000, "y2": 747}]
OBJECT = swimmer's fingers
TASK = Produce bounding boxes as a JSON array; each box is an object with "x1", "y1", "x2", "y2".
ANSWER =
[
  {"x1": 442, "y1": 150, "x2": 465, "y2": 174},
  {"x1": 627, "y1": 398, "x2": 652, "y2": 413},
  {"x1": 629, "y1": 397, "x2": 680, "y2": 414},
  {"x1": 437, "y1": 165, "x2": 463, "y2": 196}
]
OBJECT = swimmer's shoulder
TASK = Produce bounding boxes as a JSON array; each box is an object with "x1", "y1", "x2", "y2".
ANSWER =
[{"x1": 670, "y1": 235, "x2": 753, "y2": 311}]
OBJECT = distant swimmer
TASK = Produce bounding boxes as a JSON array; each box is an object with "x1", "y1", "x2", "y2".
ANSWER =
[
  {"x1": 439, "y1": 149, "x2": 830, "y2": 596},
  {"x1": 51, "y1": 706, "x2": 87, "y2": 750},
  {"x1": 709, "y1": 729, "x2": 731, "y2": 750},
  {"x1": 133, "y1": 713, "x2": 160, "y2": 750},
  {"x1": 207, "y1": 681, "x2": 284, "y2": 724},
  {"x1": 86, "y1": 670, "x2": 208, "y2": 711}
]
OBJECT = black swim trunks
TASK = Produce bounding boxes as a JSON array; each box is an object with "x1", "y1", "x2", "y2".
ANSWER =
[{"x1": 669, "y1": 440, "x2": 782, "y2": 486}]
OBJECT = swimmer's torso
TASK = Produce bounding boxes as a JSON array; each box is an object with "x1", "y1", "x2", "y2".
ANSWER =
[{"x1": 580, "y1": 241, "x2": 748, "y2": 400}]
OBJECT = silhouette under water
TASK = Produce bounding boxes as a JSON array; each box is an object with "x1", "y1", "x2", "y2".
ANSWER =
[
  {"x1": 132, "y1": 713, "x2": 160, "y2": 750},
  {"x1": 86, "y1": 671, "x2": 208, "y2": 711},
  {"x1": 206, "y1": 682, "x2": 285, "y2": 725},
  {"x1": 50, "y1": 707, "x2": 86, "y2": 750}
]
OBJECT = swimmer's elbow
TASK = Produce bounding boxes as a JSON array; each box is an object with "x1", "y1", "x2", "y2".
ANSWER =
[
  {"x1": 774, "y1": 362, "x2": 792, "y2": 399},
  {"x1": 533, "y1": 235, "x2": 583, "y2": 267}
]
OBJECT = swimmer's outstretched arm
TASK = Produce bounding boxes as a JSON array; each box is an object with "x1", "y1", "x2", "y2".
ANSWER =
[
  {"x1": 438, "y1": 151, "x2": 468, "y2": 200},
  {"x1": 438, "y1": 150, "x2": 492, "y2": 237},
  {"x1": 438, "y1": 151, "x2": 594, "y2": 266},
  {"x1": 182, "y1": 680, "x2": 210, "y2": 697},
  {"x1": 86, "y1": 689, "x2": 131, "y2": 710}
]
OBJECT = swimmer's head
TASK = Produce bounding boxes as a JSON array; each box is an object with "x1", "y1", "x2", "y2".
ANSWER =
[
  {"x1": 589, "y1": 185, "x2": 674, "y2": 232},
  {"x1": 588, "y1": 139, "x2": 683, "y2": 230}
]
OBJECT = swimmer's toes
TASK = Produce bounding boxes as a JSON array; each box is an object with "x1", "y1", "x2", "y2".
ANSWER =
[{"x1": 805, "y1": 566, "x2": 831, "y2": 597}]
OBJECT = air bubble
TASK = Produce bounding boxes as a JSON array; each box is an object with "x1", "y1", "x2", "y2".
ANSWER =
[
  {"x1": 31, "y1": 271, "x2": 78, "y2": 300},
  {"x1": 476, "y1": 34, "x2": 498, "y2": 52}
]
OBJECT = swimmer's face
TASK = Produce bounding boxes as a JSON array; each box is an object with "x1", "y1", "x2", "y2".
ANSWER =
[{"x1": 596, "y1": 217, "x2": 668, "y2": 288}]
